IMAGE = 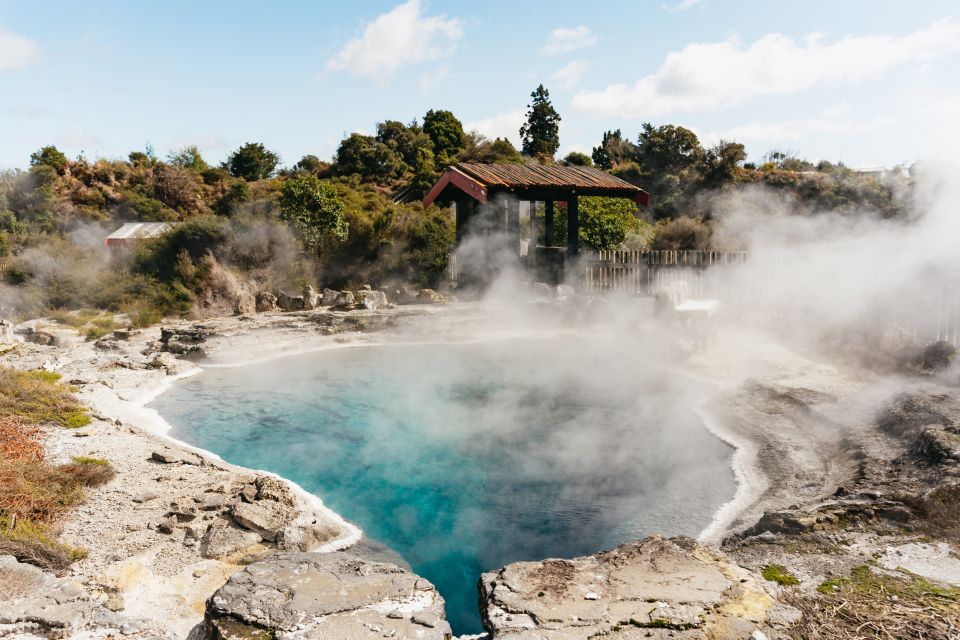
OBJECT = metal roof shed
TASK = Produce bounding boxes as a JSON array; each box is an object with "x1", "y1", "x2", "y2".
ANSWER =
[{"x1": 104, "y1": 222, "x2": 173, "y2": 247}]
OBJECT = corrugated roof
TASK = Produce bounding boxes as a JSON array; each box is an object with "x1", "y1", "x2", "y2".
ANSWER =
[
  {"x1": 105, "y1": 222, "x2": 172, "y2": 243},
  {"x1": 454, "y1": 162, "x2": 641, "y2": 192}
]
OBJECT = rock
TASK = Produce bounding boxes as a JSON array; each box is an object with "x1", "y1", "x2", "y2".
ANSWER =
[
  {"x1": 157, "y1": 516, "x2": 177, "y2": 534},
  {"x1": 197, "y1": 493, "x2": 230, "y2": 511},
  {"x1": 27, "y1": 329, "x2": 59, "y2": 346},
  {"x1": 416, "y1": 289, "x2": 446, "y2": 304},
  {"x1": 254, "y1": 476, "x2": 295, "y2": 506},
  {"x1": 159, "y1": 326, "x2": 208, "y2": 356},
  {"x1": 255, "y1": 291, "x2": 278, "y2": 312},
  {"x1": 479, "y1": 536, "x2": 785, "y2": 639},
  {"x1": 0, "y1": 319, "x2": 16, "y2": 344},
  {"x1": 334, "y1": 290, "x2": 355, "y2": 308},
  {"x1": 303, "y1": 285, "x2": 320, "y2": 309},
  {"x1": 230, "y1": 500, "x2": 295, "y2": 542},
  {"x1": 356, "y1": 289, "x2": 388, "y2": 310},
  {"x1": 204, "y1": 552, "x2": 450, "y2": 640},
  {"x1": 321, "y1": 288, "x2": 339, "y2": 306},
  {"x1": 556, "y1": 284, "x2": 575, "y2": 298},
  {"x1": 277, "y1": 290, "x2": 305, "y2": 312},
  {"x1": 239, "y1": 483, "x2": 257, "y2": 503},
  {"x1": 362, "y1": 284, "x2": 372, "y2": 291},
  {"x1": 0, "y1": 555, "x2": 176, "y2": 638},
  {"x1": 234, "y1": 292, "x2": 256, "y2": 316},
  {"x1": 151, "y1": 450, "x2": 179, "y2": 464},
  {"x1": 132, "y1": 492, "x2": 158, "y2": 504},
  {"x1": 200, "y1": 520, "x2": 262, "y2": 559}
]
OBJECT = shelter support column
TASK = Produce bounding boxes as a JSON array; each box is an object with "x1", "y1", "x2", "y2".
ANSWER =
[
  {"x1": 528, "y1": 201, "x2": 537, "y2": 269},
  {"x1": 566, "y1": 194, "x2": 579, "y2": 256},
  {"x1": 454, "y1": 199, "x2": 474, "y2": 245},
  {"x1": 544, "y1": 199, "x2": 555, "y2": 247}
]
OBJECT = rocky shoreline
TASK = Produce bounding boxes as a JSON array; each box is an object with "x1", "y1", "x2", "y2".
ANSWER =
[{"x1": 1, "y1": 302, "x2": 959, "y2": 639}]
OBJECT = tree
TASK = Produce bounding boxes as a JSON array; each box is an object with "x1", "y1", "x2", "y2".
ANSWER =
[
  {"x1": 579, "y1": 197, "x2": 646, "y2": 250},
  {"x1": 422, "y1": 109, "x2": 466, "y2": 165},
  {"x1": 461, "y1": 134, "x2": 523, "y2": 164},
  {"x1": 701, "y1": 140, "x2": 747, "y2": 187},
  {"x1": 335, "y1": 133, "x2": 405, "y2": 182},
  {"x1": 563, "y1": 151, "x2": 592, "y2": 167},
  {"x1": 224, "y1": 143, "x2": 280, "y2": 181},
  {"x1": 29, "y1": 146, "x2": 68, "y2": 175},
  {"x1": 293, "y1": 155, "x2": 325, "y2": 174},
  {"x1": 168, "y1": 145, "x2": 209, "y2": 172},
  {"x1": 636, "y1": 124, "x2": 703, "y2": 175},
  {"x1": 278, "y1": 174, "x2": 348, "y2": 255},
  {"x1": 591, "y1": 130, "x2": 637, "y2": 170},
  {"x1": 519, "y1": 84, "x2": 561, "y2": 159}
]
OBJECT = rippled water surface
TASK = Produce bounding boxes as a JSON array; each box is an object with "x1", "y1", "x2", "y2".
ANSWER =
[{"x1": 152, "y1": 336, "x2": 734, "y2": 634}]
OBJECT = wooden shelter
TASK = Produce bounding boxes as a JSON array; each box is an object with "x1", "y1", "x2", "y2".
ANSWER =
[
  {"x1": 104, "y1": 222, "x2": 172, "y2": 247},
  {"x1": 423, "y1": 162, "x2": 648, "y2": 283}
]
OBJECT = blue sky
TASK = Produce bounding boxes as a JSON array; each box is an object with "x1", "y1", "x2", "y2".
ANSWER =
[{"x1": 1, "y1": 0, "x2": 958, "y2": 170}]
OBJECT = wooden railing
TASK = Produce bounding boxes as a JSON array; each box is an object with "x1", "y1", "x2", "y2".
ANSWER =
[{"x1": 582, "y1": 250, "x2": 749, "y2": 296}]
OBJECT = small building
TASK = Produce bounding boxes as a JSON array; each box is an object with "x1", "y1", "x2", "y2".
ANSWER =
[
  {"x1": 422, "y1": 162, "x2": 648, "y2": 283},
  {"x1": 104, "y1": 222, "x2": 173, "y2": 247}
]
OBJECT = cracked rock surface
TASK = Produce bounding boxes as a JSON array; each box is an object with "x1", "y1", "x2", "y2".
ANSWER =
[
  {"x1": 479, "y1": 536, "x2": 796, "y2": 639},
  {"x1": 204, "y1": 551, "x2": 451, "y2": 639}
]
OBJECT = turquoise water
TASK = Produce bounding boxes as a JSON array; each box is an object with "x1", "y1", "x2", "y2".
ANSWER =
[{"x1": 152, "y1": 336, "x2": 734, "y2": 635}]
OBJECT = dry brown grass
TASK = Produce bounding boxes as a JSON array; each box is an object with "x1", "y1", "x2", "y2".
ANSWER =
[
  {"x1": 0, "y1": 415, "x2": 44, "y2": 463},
  {"x1": 785, "y1": 564, "x2": 960, "y2": 639}
]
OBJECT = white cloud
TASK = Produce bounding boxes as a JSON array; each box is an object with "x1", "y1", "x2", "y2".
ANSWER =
[
  {"x1": 699, "y1": 106, "x2": 896, "y2": 148},
  {"x1": 464, "y1": 109, "x2": 525, "y2": 146},
  {"x1": 542, "y1": 26, "x2": 597, "y2": 56},
  {"x1": 419, "y1": 65, "x2": 453, "y2": 94},
  {"x1": 664, "y1": 0, "x2": 704, "y2": 12},
  {"x1": 325, "y1": 0, "x2": 462, "y2": 81},
  {"x1": 0, "y1": 25, "x2": 38, "y2": 73},
  {"x1": 551, "y1": 60, "x2": 589, "y2": 91},
  {"x1": 573, "y1": 19, "x2": 960, "y2": 117}
]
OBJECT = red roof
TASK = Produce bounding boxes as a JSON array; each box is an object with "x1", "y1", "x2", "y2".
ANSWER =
[{"x1": 423, "y1": 162, "x2": 649, "y2": 208}]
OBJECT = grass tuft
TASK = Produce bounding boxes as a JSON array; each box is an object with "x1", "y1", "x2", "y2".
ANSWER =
[{"x1": 0, "y1": 367, "x2": 90, "y2": 428}]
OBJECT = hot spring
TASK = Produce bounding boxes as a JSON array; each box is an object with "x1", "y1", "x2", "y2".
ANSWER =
[{"x1": 152, "y1": 332, "x2": 735, "y2": 635}]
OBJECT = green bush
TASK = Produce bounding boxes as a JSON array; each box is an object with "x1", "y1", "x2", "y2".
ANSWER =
[{"x1": 651, "y1": 215, "x2": 712, "y2": 250}]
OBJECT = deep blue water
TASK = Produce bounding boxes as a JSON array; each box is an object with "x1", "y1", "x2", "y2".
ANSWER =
[{"x1": 152, "y1": 337, "x2": 735, "y2": 635}]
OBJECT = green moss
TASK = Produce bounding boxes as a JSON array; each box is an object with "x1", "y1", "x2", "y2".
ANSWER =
[
  {"x1": 762, "y1": 564, "x2": 800, "y2": 586},
  {"x1": 72, "y1": 456, "x2": 108, "y2": 466}
]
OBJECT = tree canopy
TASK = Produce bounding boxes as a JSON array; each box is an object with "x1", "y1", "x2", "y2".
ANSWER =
[
  {"x1": 519, "y1": 84, "x2": 561, "y2": 159},
  {"x1": 278, "y1": 174, "x2": 348, "y2": 256},
  {"x1": 225, "y1": 143, "x2": 280, "y2": 181}
]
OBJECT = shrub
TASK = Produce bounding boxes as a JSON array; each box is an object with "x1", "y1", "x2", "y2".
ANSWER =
[{"x1": 651, "y1": 215, "x2": 713, "y2": 250}]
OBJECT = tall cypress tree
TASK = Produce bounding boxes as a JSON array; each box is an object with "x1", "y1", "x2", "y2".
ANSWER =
[{"x1": 519, "y1": 84, "x2": 561, "y2": 160}]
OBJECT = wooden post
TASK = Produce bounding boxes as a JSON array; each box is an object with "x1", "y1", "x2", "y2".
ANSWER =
[
  {"x1": 567, "y1": 194, "x2": 579, "y2": 256},
  {"x1": 544, "y1": 199, "x2": 555, "y2": 247},
  {"x1": 506, "y1": 197, "x2": 520, "y2": 236},
  {"x1": 528, "y1": 201, "x2": 537, "y2": 271}
]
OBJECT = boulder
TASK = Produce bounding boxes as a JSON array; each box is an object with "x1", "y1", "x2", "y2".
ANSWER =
[
  {"x1": 303, "y1": 285, "x2": 320, "y2": 310},
  {"x1": 923, "y1": 340, "x2": 956, "y2": 372},
  {"x1": 200, "y1": 519, "x2": 262, "y2": 559},
  {"x1": 230, "y1": 500, "x2": 295, "y2": 542},
  {"x1": 276, "y1": 291, "x2": 305, "y2": 312},
  {"x1": 204, "y1": 552, "x2": 451, "y2": 640},
  {"x1": 356, "y1": 289, "x2": 388, "y2": 310},
  {"x1": 234, "y1": 292, "x2": 256, "y2": 316},
  {"x1": 321, "y1": 288, "x2": 339, "y2": 306},
  {"x1": 479, "y1": 536, "x2": 794, "y2": 639},
  {"x1": 334, "y1": 290, "x2": 355, "y2": 308},
  {"x1": 255, "y1": 292, "x2": 278, "y2": 313},
  {"x1": 254, "y1": 476, "x2": 295, "y2": 506},
  {"x1": 416, "y1": 289, "x2": 446, "y2": 305}
]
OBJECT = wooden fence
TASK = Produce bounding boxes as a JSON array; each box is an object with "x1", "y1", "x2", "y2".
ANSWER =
[{"x1": 582, "y1": 250, "x2": 749, "y2": 297}]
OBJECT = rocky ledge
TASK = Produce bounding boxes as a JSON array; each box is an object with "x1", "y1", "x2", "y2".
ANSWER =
[
  {"x1": 205, "y1": 552, "x2": 450, "y2": 639},
  {"x1": 480, "y1": 536, "x2": 797, "y2": 639}
]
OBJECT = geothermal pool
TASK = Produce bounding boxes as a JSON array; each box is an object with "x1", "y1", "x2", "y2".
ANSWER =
[{"x1": 152, "y1": 336, "x2": 735, "y2": 634}]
